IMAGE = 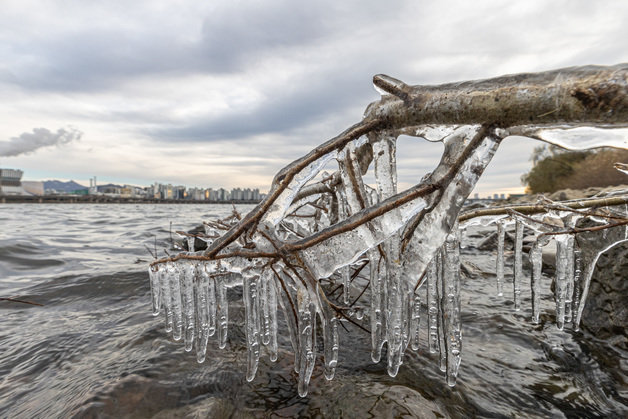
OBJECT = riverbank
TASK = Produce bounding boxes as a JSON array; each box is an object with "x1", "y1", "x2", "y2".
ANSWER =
[{"x1": 0, "y1": 195, "x2": 261, "y2": 204}]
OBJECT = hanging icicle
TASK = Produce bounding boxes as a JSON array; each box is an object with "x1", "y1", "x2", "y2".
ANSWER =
[
  {"x1": 144, "y1": 64, "x2": 628, "y2": 397},
  {"x1": 441, "y1": 226, "x2": 462, "y2": 386},
  {"x1": 496, "y1": 221, "x2": 505, "y2": 297},
  {"x1": 513, "y1": 219, "x2": 524, "y2": 311}
]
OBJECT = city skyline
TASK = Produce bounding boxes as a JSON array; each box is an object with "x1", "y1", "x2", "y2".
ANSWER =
[{"x1": 1, "y1": 2, "x2": 628, "y2": 196}]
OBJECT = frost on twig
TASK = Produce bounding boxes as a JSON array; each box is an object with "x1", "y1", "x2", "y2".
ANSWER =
[{"x1": 148, "y1": 64, "x2": 628, "y2": 395}]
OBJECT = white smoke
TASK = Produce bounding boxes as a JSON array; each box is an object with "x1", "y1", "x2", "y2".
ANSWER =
[{"x1": 0, "y1": 127, "x2": 82, "y2": 157}]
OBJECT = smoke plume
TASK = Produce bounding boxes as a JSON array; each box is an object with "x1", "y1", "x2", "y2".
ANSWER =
[{"x1": 0, "y1": 127, "x2": 82, "y2": 157}]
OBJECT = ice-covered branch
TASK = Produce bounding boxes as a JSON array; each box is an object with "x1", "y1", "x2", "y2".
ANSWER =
[{"x1": 147, "y1": 64, "x2": 628, "y2": 396}]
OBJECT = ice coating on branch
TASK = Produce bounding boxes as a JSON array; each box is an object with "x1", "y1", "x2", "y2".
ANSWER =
[
  {"x1": 146, "y1": 63, "x2": 628, "y2": 397},
  {"x1": 496, "y1": 221, "x2": 505, "y2": 297},
  {"x1": 615, "y1": 162, "x2": 628, "y2": 175},
  {"x1": 530, "y1": 127, "x2": 628, "y2": 151},
  {"x1": 513, "y1": 220, "x2": 524, "y2": 311}
]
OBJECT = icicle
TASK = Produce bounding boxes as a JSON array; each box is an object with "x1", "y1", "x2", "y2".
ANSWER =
[
  {"x1": 442, "y1": 228, "x2": 462, "y2": 386},
  {"x1": 161, "y1": 264, "x2": 173, "y2": 333},
  {"x1": 436, "y1": 249, "x2": 446, "y2": 373},
  {"x1": 564, "y1": 237, "x2": 576, "y2": 325},
  {"x1": 427, "y1": 256, "x2": 439, "y2": 354},
  {"x1": 204, "y1": 266, "x2": 217, "y2": 337},
  {"x1": 554, "y1": 235, "x2": 574, "y2": 330},
  {"x1": 385, "y1": 239, "x2": 405, "y2": 378},
  {"x1": 187, "y1": 236, "x2": 195, "y2": 253},
  {"x1": 369, "y1": 249, "x2": 386, "y2": 363},
  {"x1": 410, "y1": 291, "x2": 421, "y2": 351},
  {"x1": 195, "y1": 265, "x2": 210, "y2": 363},
  {"x1": 149, "y1": 265, "x2": 161, "y2": 316},
  {"x1": 571, "y1": 243, "x2": 582, "y2": 326},
  {"x1": 323, "y1": 316, "x2": 339, "y2": 380},
  {"x1": 297, "y1": 287, "x2": 316, "y2": 397},
  {"x1": 496, "y1": 221, "x2": 505, "y2": 297},
  {"x1": 342, "y1": 265, "x2": 351, "y2": 305},
  {"x1": 182, "y1": 263, "x2": 196, "y2": 352},
  {"x1": 513, "y1": 219, "x2": 523, "y2": 311},
  {"x1": 243, "y1": 272, "x2": 261, "y2": 382},
  {"x1": 259, "y1": 269, "x2": 278, "y2": 361},
  {"x1": 529, "y1": 237, "x2": 546, "y2": 324},
  {"x1": 168, "y1": 262, "x2": 184, "y2": 341},
  {"x1": 216, "y1": 274, "x2": 229, "y2": 349}
]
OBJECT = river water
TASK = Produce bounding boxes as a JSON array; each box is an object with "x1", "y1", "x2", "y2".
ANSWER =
[{"x1": 0, "y1": 203, "x2": 626, "y2": 418}]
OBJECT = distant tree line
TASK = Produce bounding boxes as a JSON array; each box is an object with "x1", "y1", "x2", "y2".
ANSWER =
[{"x1": 521, "y1": 146, "x2": 628, "y2": 193}]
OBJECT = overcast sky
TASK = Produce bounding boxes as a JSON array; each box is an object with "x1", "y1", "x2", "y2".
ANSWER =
[{"x1": 1, "y1": 0, "x2": 627, "y2": 196}]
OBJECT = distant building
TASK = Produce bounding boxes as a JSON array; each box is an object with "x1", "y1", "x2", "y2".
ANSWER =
[
  {"x1": 22, "y1": 181, "x2": 44, "y2": 196},
  {"x1": 0, "y1": 168, "x2": 27, "y2": 196}
]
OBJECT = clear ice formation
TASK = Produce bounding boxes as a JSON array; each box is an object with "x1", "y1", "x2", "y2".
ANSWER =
[{"x1": 146, "y1": 65, "x2": 628, "y2": 396}]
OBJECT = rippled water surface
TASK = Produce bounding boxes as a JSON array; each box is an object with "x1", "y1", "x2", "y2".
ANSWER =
[{"x1": 0, "y1": 203, "x2": 626, "y2": 418}]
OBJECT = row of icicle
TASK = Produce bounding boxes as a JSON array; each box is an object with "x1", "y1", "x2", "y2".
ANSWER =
[
  {"x1": 149, "y1": 206, "x2": 627, "y2": 396},
  {"x1": 147, "y1": 126, "x2": 626, "y2": 396},
  {"x1": 148, "y1": 224, "x2": 464, "y2": 396}
]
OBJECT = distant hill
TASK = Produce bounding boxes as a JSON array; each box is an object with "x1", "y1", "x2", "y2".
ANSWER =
[
  {"x1": 96, "y1": 183, "x2": 123, "y2": 192},
  {"x1": 43, "y1": 180, "x2": 88, "y2": 193}
]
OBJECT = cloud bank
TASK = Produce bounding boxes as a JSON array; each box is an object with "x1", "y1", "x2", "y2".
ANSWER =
[{"x1": 0, "y1": 127, "x2": 82, "y2": 157}]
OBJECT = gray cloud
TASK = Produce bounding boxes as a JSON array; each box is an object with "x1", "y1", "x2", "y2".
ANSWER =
[{"x1": 0, "y1": 127, "x2": 82, "y2": 157}]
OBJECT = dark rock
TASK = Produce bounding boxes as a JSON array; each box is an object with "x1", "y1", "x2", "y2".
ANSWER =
[
  {"x1": 580, "y1": 244, "x2": 628, "y2": 350},
  {"x1": 477, "y1": 230, "x2": 515, "y2": 251},
  {"x1": 180, "y1": 225, "x2": 209, "y2": 251}
]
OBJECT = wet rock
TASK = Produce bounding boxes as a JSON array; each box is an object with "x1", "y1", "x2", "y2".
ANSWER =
[
  {"x1": 580, "y1": 244, "x2": 628, "y2": 350},
  {"x1": 477, "y1": 230, "x2": 514, "y2": 251}
]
